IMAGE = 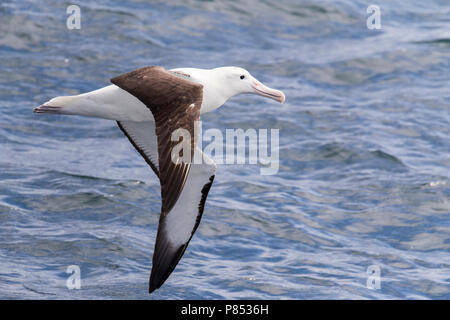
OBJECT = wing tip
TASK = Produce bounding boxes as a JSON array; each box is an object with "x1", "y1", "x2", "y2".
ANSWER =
[
  {"x1": 148, "y1": 233, "x2": 188, "y2": 294},
  {"x1": 148, "y1": 281, "x2": 160, "y2": 294},
  {"x1": 147, "y1": 171, "x2": 216, "y2": 294}
]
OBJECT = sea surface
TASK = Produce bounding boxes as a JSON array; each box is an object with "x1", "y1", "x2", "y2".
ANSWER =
[{"x1": 0, "y1": 0, "x2": 449, "y2": 299}]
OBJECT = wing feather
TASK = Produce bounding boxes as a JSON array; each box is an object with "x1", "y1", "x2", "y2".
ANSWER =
[
  {"x1": 111, "y1": 67, "x2": 213, "y2": 293},
  {"x1": 111, "y1": 66, "x2": 203, "y2": 213},
  {"x1": 149, "y1": 155, "x2": 216, "y2": 293}
]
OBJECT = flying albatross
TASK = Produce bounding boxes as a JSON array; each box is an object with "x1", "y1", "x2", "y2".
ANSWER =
[{"x1": 34, "y1": 66, "x2": 285, "y2": 293}]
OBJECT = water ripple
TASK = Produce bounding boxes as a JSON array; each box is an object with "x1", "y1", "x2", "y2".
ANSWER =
[{"x1": 0, "y1": 0, "x2": 449, "y2": 299}]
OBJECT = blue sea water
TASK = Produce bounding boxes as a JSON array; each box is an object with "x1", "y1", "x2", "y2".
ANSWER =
[{"x1": 0, "y1": 0, "x2": 449, "y2": 299}]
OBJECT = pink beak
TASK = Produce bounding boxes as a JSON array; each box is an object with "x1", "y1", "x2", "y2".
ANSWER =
[{"x1": 252, "y1": 81, "x2": 285, "y2": 103}]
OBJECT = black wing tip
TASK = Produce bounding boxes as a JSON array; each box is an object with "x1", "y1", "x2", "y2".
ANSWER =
[
  {"x1": 148, "y1": 235, "x2": 188, "y2": 294},
  {"x1": 148, "y1": 266, "x2": 171, "y2": 294},
  {"x1": 148, "y1": 281, "x2": 160, "y2": 294}
]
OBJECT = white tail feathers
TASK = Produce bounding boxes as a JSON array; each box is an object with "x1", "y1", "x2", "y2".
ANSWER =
[{"x1": 34, "y1": 85, "x2": 153, "y2": 122}]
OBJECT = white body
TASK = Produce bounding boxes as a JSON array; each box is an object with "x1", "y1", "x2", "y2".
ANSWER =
[{"x1": 40, "y1": 66, "x2": 285, "y2": 121}]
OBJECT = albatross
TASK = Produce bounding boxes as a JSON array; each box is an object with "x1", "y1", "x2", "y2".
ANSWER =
[{"x1": 34, "y1": 66, "x2": 285, "y2": 293}]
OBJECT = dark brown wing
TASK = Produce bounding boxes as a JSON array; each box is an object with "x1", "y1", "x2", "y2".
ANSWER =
[{"x1": 111, "y1": 66, "x2": 203, "y2": 214}]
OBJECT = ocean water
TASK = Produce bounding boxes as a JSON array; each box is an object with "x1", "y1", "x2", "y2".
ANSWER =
[{"x1": 0, "y1": 0, "x2": 449, "y2": 299}]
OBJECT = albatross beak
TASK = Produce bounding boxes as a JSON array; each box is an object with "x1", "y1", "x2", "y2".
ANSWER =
[{"x1": 252, "y1": 80, "x2": 285, "y2": 103}]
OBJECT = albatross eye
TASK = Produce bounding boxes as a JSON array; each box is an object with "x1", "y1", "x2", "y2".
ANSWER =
[{"x1": 240, "y1": 75, "x2": 245, "y2": 80}]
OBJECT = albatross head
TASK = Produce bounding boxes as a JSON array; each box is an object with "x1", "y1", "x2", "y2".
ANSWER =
[
  {"x1": 213, "y1": 66, "x2": 285, "y2": 104},
  {"x1": 186, "y1": 66, "x2": 285, "y2": 113}
]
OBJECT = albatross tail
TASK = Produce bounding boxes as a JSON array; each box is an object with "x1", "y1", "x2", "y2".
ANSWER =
[
  {"x1": 34, "y1": 85, "x2": 154, "y2": 122},
  {"x1": 34, "y1": 95, "x2": 80, "y2": 115}
]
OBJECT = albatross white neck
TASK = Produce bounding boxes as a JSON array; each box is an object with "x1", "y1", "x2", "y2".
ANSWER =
[{"x1": 170, "y1": 67, "x2": 245, "y2": 115}]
